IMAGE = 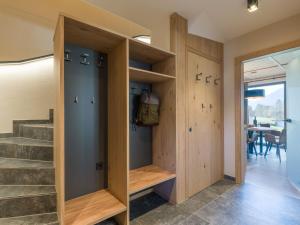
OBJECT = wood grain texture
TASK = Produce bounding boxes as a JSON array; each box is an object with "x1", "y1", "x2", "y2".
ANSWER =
[
  {"x1": 129, "y1": 39, "x2": 175, "y2": 64},
  {"x1": 129, "y1": 67, "x2": 175, "y2": 83},
  {"x1": 187, "y1": 33, "x2": 223, "y2": 63},
  {"x1": 129, "y1": 165, "x2": 176, "y2": 194},
  {"x1": 108, "y1": 39, "x2": 129, "y2": 225},
  {"x1": 152, "y1": 79, "x2": 177, "y2": 203},
  {"x1": 186, "y1": 52, "x2": 211, "y2": 196},
  {"x1": 64, "y1": 190, "x2": 126, "y2": 225},
  {"x1": 170, "y1": 13, "x2": 188, "y2": 204},
  {"x1": 53, "y1": 15, "x2": 65, "y2": 224},
  {"x1": 152, "y1": 56, "x2": 176, "y2": 77},
  {"x1": 171, "y1": 13, "x2": 224, "y2": 200},
  {"x1": 64, "y1": 16, "x2": 126, "y2": 53}
]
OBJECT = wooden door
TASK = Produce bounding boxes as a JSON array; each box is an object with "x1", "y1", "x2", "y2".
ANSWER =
[
  {"x1": 187, "y1": 52, "x2": 222, "y2": 197},
  {"x1": 187, "y1": 52, "x2": 211, "y2": 196}
]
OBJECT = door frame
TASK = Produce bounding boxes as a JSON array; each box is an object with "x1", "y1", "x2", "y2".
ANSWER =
[{"x1": 235, "y1": 39, "x2": 300, "y2": 183}]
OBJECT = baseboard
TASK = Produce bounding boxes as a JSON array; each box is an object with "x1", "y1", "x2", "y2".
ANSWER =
[
  {"x1": 0, "y1": 133, "x2": 13, "y2": 138},
  {"x1": 224, "y1": 174, "x2": 236, "y2": 182}
]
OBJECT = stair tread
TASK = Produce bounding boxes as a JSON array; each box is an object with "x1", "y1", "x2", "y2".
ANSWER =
[
  {"x1": 0, "y1": 158, "x2": 53, "y2": 169},
  {"x1": 0, "y1": 185, "x2": 55, "y2": 199},
  {"x1": 20, "y1": 124, "x2": 54, "y2": 129},
  {"x1": 0, "y1": 212, "x2": 58, "y2": 225},
  {"x1": 0, "y1": 137, "x2": 52, "y2": 147}
]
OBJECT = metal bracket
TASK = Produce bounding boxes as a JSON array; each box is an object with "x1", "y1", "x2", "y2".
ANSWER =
[
  {"x1": 206, "y1": 75, "x2": 212, "y2": 84},
  {"x1": 64, "y1": 49, "x2": 72, "y2": 61},
  {"x1": 80, "y1": 53, "x2": 90, "y2": 65}
]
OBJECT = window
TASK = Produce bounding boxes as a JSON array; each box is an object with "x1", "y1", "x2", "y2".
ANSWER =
[{"x1": 248, "y1": 83, "x2": 285, "y2": 129}]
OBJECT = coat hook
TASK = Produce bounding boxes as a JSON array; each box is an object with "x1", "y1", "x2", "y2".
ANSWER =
[
  {"x1": 80, "y1": 53, "x2": 90, "y2": 65},
  {"x1": 214, "y1": 78, "x2": 221, "y2": 85},
  {"x1": 202, "y1": 103, "x2": 205, "y2": 110},
  {"x1": 196, "y1": 73, "x2": 203, "y2": 81},
  {"x1": 97, "y1": 56, "x2": 105, "y2": 68},
  {"x1": 74, "y1": 96, "x2": 79, "y2": 104},
  {"x1": 210, "y1": 104, "x2": 213, "y2": 111},
  {"x1": 64, "y1": 49, "x2": 72, "y2": 61},
  {"x1": 91, "y1": 97, "x2": 95, "y2": 104},
  {"x1": 206, "y1": 75, "x2": 212, "y2": 84}
]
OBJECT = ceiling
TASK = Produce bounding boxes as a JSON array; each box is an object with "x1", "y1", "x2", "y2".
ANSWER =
[
  {"x1": 86, "y1": 0, "x2": 300, "y2": 42},
  {"x1": 244, "y1": 48, "x2": 300, "y2": 82}
]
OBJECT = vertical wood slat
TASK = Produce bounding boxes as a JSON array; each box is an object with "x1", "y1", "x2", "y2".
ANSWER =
[
  {"x1": 170, "y1": 13, "x2": 188, "y2": 204},
  {"x1": 53, "y1": 15, "x2": 65, "y2": 224},
  {"x1": 108, "y1": 39, "x2": 129, "y2": 225}
]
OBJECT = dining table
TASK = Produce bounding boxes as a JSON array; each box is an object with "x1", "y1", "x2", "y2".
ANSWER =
[{"x1": 247, "y1": 126, "x2": 277, "y2": 155}]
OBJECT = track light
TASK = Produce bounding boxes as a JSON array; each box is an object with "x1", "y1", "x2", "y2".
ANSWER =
[{"x1": 248, "y1": 0, "x2": 258, "y2": 13}]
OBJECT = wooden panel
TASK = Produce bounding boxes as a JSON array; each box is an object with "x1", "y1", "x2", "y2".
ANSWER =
[
  {"x1": 187, "y1": 51, "x2": 223, "y2": 195},
  {"x1": 53, "y1": 15, "x2": 65, "y2": 224},
  {"x1": 152, "y1": 56, "x2": 176, "y2": 77},
  {"x1": 64, "y1": 16, "x2": 126, "y2": 53},
  {"x1": 129, "y1": 39, "x2": 175, "y2": 64},
  {"x1": 209, "y1": 56, "x2": 223, "y2": 184},
  {"x1": 170, "y1": 13, "x2": 187, "y2": 203},
  {"x1": 187, "y1": 52, "x2": 211, "y2": 196},
  {"x1": 64, "y1": 190, "x2": 126, "y2": 225},
  {"x1": 108, "y1": 39, "x2": 129, "y2": 225},
  {"x1": 187, "y1": 33, "x2": 223, "y2": 63},
  {"x1": 129, "y1": 67, "x2": 175, "y2": 83},
  {"x1": 129, "y1": 165, "x2": 176, "y2": 194},
  {"x1": 152, "y1": 79, "x2": 177, "y2": 203}
]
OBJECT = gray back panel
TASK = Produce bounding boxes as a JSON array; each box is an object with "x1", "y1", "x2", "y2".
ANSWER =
[
  {"x1": 129, "y1": 81, "x2": 153, "y2": 169},
  {"x1": 64, "y1": 43, "x2": 108, "y2": 200}
]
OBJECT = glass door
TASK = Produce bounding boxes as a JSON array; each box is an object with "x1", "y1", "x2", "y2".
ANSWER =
[{"x1": 286, "y1": 57, "x2": 300, "y2": 189}]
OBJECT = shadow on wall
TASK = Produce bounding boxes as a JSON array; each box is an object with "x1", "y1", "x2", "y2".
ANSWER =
[{"x1": 0, "y1": 56, "x2": 55, "y2": 134}]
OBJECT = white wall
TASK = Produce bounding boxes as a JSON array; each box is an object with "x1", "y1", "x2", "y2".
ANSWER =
[
  {"x1": 224, "y1": 14, "x2": 300, "y2": 176},
  {"x1": 0, "y1": 57, "x2": 55, "y2": 133}
]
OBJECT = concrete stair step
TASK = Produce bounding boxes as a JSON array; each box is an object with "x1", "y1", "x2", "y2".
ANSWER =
[
  {"x1": 19, "y1": 124, "x2": 53, "y2": 141},
  {"x1": 0, "y1": 186, "x2": 56, "y2": 218},
  {"x1": 0, "y1": 212, "x2": 58, "y2": 225},
  {"x1": 0, "y1": 137, "x2": 53, "y2": 161},
  {"x1": 0, "y1": 158, "x2": 54, "y2": 185}
]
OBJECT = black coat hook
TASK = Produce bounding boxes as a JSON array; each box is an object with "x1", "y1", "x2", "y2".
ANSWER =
[
  {"x1": 206, "y1": 75, "x2": 212, "y2": 84},
  {"x1": 214, "y1": 78, "x2": 221, "y2": 85}
]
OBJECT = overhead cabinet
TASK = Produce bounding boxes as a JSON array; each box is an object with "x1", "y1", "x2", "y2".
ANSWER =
[{"x1": 54, "y1": 15, "x2": 177, "y2": 225}]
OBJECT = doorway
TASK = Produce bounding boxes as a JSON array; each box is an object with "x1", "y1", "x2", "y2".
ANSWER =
[{"x1": 235, "y1": 40, "x2": 300, "y2": 198}]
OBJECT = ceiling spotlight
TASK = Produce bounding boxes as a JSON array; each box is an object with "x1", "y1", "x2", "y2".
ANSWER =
[{"x1": 248, "y1": 0, "x2": 259, "y2": 13}]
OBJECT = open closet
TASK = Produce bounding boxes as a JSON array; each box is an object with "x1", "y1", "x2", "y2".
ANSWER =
[{"x1": 54, "y1": 15, "x2": 177, "y2": 225}]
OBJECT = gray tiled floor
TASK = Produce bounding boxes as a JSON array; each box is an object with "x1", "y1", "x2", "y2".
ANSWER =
[{"x1": 130, "y1": 179, "x2": 300, "y2": 225}]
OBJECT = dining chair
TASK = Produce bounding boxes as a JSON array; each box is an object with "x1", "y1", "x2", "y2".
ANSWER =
[
  {"x1": 264, "y1": 130, "x2": 286, "y2": 163},
  {"x1": 248, "y1": 132, "x2": 258, "y2": 158}
]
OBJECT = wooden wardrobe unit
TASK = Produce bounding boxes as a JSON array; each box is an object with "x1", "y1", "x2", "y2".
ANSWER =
[
  {"x1": 171, "y1": 13, "x2": 224, "y2": 201},
  {"x1": 54, "y1": 15, "x2": 177, "y2": 225}
]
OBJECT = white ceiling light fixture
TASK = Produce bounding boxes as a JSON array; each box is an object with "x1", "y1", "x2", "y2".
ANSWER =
[
  {"x1": 248, "y1": 0, "x2": 259, "y2": 13},
  {"x1": 133, "y1": 35, "x2": 151, "y2": 45}
]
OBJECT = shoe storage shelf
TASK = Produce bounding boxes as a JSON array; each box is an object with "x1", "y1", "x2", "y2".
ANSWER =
[{"x1": 54, "y1": 15, "x2": 177, "y2": 225}]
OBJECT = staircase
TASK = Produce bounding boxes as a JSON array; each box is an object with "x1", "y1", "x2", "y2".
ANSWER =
[{"x1": 0, "y1": 114, "x2": 58, "y2": 224}]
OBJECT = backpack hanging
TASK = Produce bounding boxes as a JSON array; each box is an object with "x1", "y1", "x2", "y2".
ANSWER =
[{"x1": 136, "y1": 92, "x2": 160, "y2": 126}]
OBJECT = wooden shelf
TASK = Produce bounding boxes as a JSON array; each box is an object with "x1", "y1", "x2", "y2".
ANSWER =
[
  {"x1": 129, "y1": 39, "x2": 175, "y2": 64},
  {"x1": 129, "y1": 165, "x2": 176, "y2": 195},
  {"x1": 64, "y1": 189, "x2": 126, "y2": 225},
  {"x1": 129, "y1": 67, "x2": 175, "y2": 83}
]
